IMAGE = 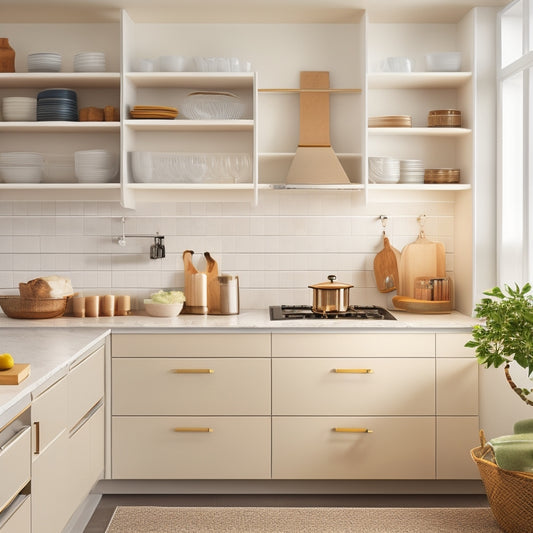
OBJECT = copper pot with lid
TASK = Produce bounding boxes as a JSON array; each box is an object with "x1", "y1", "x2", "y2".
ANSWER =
[{"x1": 309, "y1": 274, "x2": 353, "y2": 314}]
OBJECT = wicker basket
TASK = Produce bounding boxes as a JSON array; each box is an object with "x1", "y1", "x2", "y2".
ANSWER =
[
  {"x1": 471, "y1": 432, "x2": 533, "y2": 533},
  {"x1": 0, "y1": 296, "x2": 68, "y2": 319}
]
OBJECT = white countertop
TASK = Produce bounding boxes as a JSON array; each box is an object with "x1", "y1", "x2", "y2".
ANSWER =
[
  {"x1": 0, "y1": 328, "x2": 109, "y2": 425},
  {"x1": 0, "y1": 308, "x2": 478, "y2": 332}
]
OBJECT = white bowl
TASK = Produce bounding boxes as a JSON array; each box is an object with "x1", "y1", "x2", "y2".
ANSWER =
[
  {"x1": 144, "y1": 300, "x2": 183, "y2": 317},
  {"x1": 158, "y1": 55, "x2": 186, "y2": 72},
  {"x1": 425, "y1": 52, "x2": 462, "y2": 72},
  {"x1": 181, "y1": 92, "x2": 245, "y2": 120}
]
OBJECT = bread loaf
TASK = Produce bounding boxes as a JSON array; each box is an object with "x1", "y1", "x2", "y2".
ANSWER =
[{"x1": 19, "y1": 276, "x2": 74, "y2": 299}]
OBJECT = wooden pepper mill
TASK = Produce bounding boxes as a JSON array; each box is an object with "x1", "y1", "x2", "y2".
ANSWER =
[{"x1": 0, "y1": 38, "x2": 15, "y2": 72}]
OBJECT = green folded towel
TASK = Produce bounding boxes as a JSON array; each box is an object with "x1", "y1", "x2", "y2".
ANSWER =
[
  {"x1": 489, "y1": 433, "x2": 533, "y2": 472},
  {"x1": 514, "y1": 418, "x2": 533, "y2": 434}
]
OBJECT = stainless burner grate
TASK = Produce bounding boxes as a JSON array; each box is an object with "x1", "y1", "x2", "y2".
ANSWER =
[{"x1": 269, "y1": 305, "x2": 396, "y2": 321}]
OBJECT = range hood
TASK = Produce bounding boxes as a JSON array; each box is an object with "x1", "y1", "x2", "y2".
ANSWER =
[{"x1": 286, "y1": 71, "x2": 351, "y2": 185}]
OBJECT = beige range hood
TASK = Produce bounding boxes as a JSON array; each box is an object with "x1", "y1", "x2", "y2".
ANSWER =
[{"x1": 286, "y1": 71, "x2": 352, "y2": 185}]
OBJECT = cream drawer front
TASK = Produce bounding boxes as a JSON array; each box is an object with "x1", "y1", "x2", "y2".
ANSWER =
[
  {"x1": 67, "y1": 405, "x2": 105, "y2": 515},
  {"x1": 272, "y1": 333, "x2": 435, "y2": 357},
  {"x1": 0, "y1": 426, "x2": 30, "y2": 513},
  {"x1": 31, "y1": 377, "x2": 67, "y2": 454},
  {"x1": 112, "y1": 333, "x2": 271, "y2": 357},
  {"x1": 0, "y1": 495, "x2": 30, "y2": 533},
  {"x1": 112, "y1": 416, "x2": 271, "y2": 479},
  {"x1": 436, "y1": 333, "x2": 475, "y2": 357},
  {"x1": 437, "y1": 416, "x2": 480, "y2": 480},
  {"x1": 273, "y1": 358, "x2": 435, "y2": 416},
  {"x1": 272, "y1": 417, "x2": 435, "y2": 479},
  {"x1": 112, "y1": 358, "x2": 271, "y2": 415},
  {"x1": 68, "y1": 345, "x2": 104, "y2": 430},
  {"x1": 436, "y1": 359, "x2": 479, "y2": 415}
]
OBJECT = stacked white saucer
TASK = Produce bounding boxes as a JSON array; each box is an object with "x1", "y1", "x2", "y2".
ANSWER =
[
  {"x1": 27, "y1": 52, "x2": 62, "y2": 72},
  {"x1": 74, "y1": 52, "x2": 106, "y2": 72},
  {"x1": 399, "y1": 159, "x2": 425, "y2": 183},
  {"x1": 0, "y1": 152, "x2": 43, "y2": 183},
  {"x1": 368, "y1": 156, "x2": 400, "y2": 183},
  {"x1": 2, "y1": 97, "x2": 37, "y2": 121}
]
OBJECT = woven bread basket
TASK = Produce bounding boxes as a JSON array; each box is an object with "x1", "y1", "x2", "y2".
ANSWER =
[
  {"x1": 471, "y1": 431, "x2": 533, "y2": 533},
  {"x1": 0, "y1": 296, "x2": 68, "y2": 319}
]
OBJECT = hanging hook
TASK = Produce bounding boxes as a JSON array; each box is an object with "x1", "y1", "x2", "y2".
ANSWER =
[
  {"x1": 379, "y1": 215, "x2": 388, "y2": 235},
  {"x1": 418, "y1": 214, "x2": 426, "y2": 237}
]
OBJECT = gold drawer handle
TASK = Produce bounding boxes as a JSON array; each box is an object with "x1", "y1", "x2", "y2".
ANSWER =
[
  {"x1": 333, "y1": 368, "x2": 373, "y2": 374},
  {"x1": 172, "y1": 369, "x2": 214, "y2": 374},
  {"x1": 174, "y1": 427, "x2": 213, "y2": 433},
  {"x1": 333, "y1": 427, "x2": 373, "y2": 433}
]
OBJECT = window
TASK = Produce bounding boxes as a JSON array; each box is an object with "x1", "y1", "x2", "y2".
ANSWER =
[{"x1": 498, "y1": 0, "x2": 533, "y2": 284}]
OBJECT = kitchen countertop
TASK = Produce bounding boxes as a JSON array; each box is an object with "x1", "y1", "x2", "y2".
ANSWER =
[
  {"x1": 0, "y1": 328, "x2": 109, "y2": 426},
  {"x1": 0, "y1": 308, "x2": 478, "y2": 332}
]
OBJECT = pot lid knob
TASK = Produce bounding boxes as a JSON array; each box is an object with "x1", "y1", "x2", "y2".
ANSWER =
[{"x1": 328, "y1": 275, "x2": 336, "y2": 283}]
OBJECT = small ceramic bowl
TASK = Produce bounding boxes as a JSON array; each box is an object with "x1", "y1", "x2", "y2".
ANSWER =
[{"x1": 144, "y1": 300, "x2": 183, "y2": 317}]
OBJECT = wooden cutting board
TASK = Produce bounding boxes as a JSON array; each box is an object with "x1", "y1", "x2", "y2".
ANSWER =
[
  {"x1": 204, "y1": 252, "x2": 220, "y2": 314},
  {"x1": 373, "y1": 236, "x2": 400, "y2": 293},
  {"x1": 399, "y1": 233, "x2": 446, "y2": 298},
  {"x1": 0, "y1": 363, "x2": 30, "y2": 385}
]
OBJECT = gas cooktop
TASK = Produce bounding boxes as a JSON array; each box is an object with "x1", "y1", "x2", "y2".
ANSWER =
[{"x1": 269, "y1": 305, "x2": 396, "y2": 321}]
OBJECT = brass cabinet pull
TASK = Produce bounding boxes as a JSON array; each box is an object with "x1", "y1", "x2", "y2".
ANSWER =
[
  {"x1": 34, "y1": 421, "x2": 40, "y2": 454},
  {"x1": 174, "y1": 427, "x2": 213, "y2": 433},
  {"x1": 333, "y1": 427, "x2": 373, "y2": 433},
  {"x1": 172, "y1": 369, "x2": 214, "y2": 374},
  {"x1": 332, "y1": 368, "x2": 373, "y2": 374}
]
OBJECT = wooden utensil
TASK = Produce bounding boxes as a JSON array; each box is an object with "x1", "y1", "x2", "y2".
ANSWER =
[
  {"x1": 399, "y1": 223, "x2": 446, "y2": 299},
  {"x1": 373, "y1": 235, "x2": 400, "y2": 293}
]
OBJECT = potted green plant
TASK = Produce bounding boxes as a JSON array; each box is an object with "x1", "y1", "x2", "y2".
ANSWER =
[
  {"x1": 466, "y1": 283, "x2": 533, "y2": 408},
  {"x1": 468, "y1": 284, "x2": 533, "y2": 533}
]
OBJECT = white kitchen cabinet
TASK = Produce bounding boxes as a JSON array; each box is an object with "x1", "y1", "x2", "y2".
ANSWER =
[
  {"x1": 0, "y1": 23, "x2": 121, "y2": 202},
  {"x1": 111, "y1": 332, "x2": 272, "y2": 479},
  {"x1": 31, "y1": 377, "x2": 70, "y2": 533},
  {"x1": 0, "y1": 409, "x2": 31, "y2": 533},
  {"x1": 272, "y1": 332, "x2": 479, "y2": 480}
]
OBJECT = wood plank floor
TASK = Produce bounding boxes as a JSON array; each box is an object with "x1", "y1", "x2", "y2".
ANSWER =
[{"x1": 83, "y1": 494, "x2": 490, "y2": 533}]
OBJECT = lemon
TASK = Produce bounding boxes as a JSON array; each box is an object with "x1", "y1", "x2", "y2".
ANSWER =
[{"x1": 0, "y1": 353, "x2": 14, "y2": 370}]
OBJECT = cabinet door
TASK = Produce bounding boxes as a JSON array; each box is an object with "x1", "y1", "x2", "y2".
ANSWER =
[
  {"x1": 273, "y1": 357, "x2": 434, "y2": 416},
  {"x1": 272, "y1": 416, "x2": 435, "y2": 479},
  {"x1": 437, "y1": 417, "x2": 480, "y2": 480},
  {"x1": 68, "y1": 345, "x2": 105, "y2": 430},
  {"x1": 0, "y1": 495, "x2": 31, "y2": 533},
  {"x1": 112, "y1": 357, "x2": 271, "y2": 415},
  {"x1": 112, "y1": 333, "x2": 270, "y2": 357},
  {"x1": 67, "y1": 404, "x2": 105, "y2": 515},
  {"x1": 0, "y1": 426, "x2": 30, "y2": 515},
  {"x1": 272, "y1": 333, "x2": 435, "y2": 357},
  {"x1": 112, "y1": 416, "x2": 271, "y2": 479},
  {"x1": 31, "y1": 430, "x2": 69, "y2": 533},
  {"x1": 31, "y1": 377, "x2": 67, "y2": 453},
  {"x1": 436, "y1": 358, "x2": 478, "y2": 416}
]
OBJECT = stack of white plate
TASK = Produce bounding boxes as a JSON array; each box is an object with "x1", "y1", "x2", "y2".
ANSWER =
[
  {"x1": 27, "y1": 52, "x2": 62, "y2": 72},
  {"x1": 74, "y1": 150, "x2": 118, "y2": 183},
  {"x1": 399, "y1": 159, "x2": 425, "y2": 183},
  {"x1": 73, "y1": 52, "x2": 106, "y2": 72},
  {"x1": 0, "y1": 152, "x2": 43, "y2": 183},
  {"x1": 368, "y1": 156, "x2": 400, "y2": 183},
  {"x1": 2, "y1": 97, "x2": 37, "y2": 121},
  {"x1": 181, "y1": 91, "x2": 245, "y2": 120}
]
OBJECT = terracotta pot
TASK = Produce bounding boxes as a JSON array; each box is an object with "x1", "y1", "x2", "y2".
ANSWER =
[{"x1": 0, "y1": 38, "x2": 15, "y2": 73}]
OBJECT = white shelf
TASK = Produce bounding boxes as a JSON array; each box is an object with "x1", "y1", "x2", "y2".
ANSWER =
[
  {"x1": 0, "y1": 183, "x2": 120, "y2": 189},
  {"x1": 128, "y1": 182, "x2": 253, "y2": 189},
  {"x1": 367, "y1": 183, "x2": 471, "y2": 191},
  {"x1": 368, "y1": 127, "x2": 472, "y2": 136},
  {"x1": 125, "y1": 119, "x2": 254, "y2": 131},
  {"x1": 0, "y1": 72, "x2": 120, "y2": 88},
  {"x1": 125, "y1": 72, "x2": 254, "y2": 89},
  {"x1": 0, "y1": 122, "x2": 120, "y2": 132},
  {"x1": 367, "y1": 72, "x2": 472, "y2": 89}
]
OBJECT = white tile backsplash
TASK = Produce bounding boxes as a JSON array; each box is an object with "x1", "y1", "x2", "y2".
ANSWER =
[{"x1": 0, "y1": 192, "x2": 455, "y2": 309}]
